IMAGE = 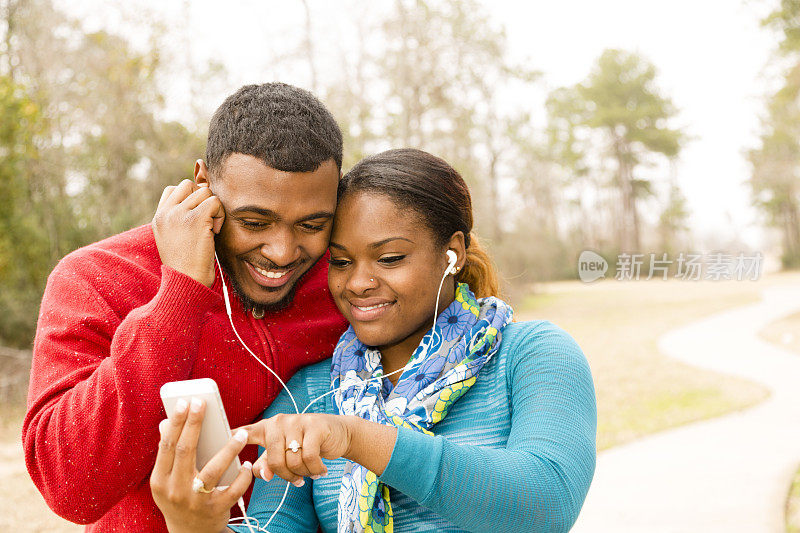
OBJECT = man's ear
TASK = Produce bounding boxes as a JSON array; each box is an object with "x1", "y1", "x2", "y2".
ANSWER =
[{"x1": 194, "y1": 159, "x2": 210, "y2": 186}]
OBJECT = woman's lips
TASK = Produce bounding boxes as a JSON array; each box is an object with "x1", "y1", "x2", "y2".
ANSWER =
[
  {"x1": 349, "y1": 300, "x2": 395, "y2": 322},
  {"x1": 245, "y1": 261, "x2": 294, "y2": 288}
]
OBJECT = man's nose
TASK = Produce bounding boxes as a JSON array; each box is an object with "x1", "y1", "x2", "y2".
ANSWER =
[{"x1": 259, "y1": 228, "x2": 300, "y2": 267}]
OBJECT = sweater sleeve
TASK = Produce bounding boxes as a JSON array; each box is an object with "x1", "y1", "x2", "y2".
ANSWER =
[
  {"x1": 22, "y1": 255, "x2": 221, "y2": 524},
  {"x1": 229, "y1": 367, "x2": 320, "y2": 533},
  {"x1": 378, "y1": 321, "x2": 597, "y2": 532}
]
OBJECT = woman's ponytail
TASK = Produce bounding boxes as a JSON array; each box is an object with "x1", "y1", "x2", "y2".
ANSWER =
[{"x1": 457, "y1": 232, "x2": 502, "y2": 300}]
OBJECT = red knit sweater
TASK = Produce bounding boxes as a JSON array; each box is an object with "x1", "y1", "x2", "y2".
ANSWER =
[{"x1": 22, "y1": 224, "x2": 348, "y2": 532}]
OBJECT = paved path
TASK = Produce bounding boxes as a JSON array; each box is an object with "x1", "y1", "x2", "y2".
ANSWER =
[{"x1": 571, "y1": 285, "x2": 800, "y2": 532}]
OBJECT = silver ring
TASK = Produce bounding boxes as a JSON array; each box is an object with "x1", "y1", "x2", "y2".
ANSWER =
[
  {"x1": 286, "y1": 439, "x2": 301, "y2": 453},
  {"x1": 192, "y1": 476, "x2": 214, "y2": 494}
]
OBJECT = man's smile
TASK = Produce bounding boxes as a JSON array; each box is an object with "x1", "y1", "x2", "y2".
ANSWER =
[{"x1": 244, "y1": 260, "x2": 296, "y2": 288}]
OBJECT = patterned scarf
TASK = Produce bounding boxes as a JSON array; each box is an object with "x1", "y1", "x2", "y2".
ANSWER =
[{"x1": 330, "y1": 283, "x2": 513, "y2": 533}]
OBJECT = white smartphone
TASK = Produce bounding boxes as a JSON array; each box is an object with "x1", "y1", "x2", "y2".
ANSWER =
[{"x1": 160, "y1": 378, "x2": 241, "y2": 487}]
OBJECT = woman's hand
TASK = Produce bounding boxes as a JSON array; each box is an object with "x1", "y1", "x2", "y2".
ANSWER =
[
  {"x1": 238, "y1": 413, "x2": 355, "y2": 486},
  {"x1": 150, "y1": 397, "x2": 253, "y2": 533}
]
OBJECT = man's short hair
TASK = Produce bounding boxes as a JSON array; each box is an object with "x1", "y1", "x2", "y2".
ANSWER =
[{"x1": 206, "y1": 83, "x2": 343, "y2": 178}]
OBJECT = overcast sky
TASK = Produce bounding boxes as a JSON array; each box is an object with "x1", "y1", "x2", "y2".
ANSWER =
[
  {"x1": 73, "y1": 0, "x2": 782, "y2": 252},
  {"x1": 492, "y1": 0, "x2": 778, "y2": 251}
]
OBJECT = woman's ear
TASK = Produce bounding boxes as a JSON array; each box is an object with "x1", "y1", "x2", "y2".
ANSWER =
[
  {"x1": 194, "y1": 159, "x2": 210, "y2": 186},
  {"x1": 446, "y1": 231, "x2": 467, "y2": 274}
]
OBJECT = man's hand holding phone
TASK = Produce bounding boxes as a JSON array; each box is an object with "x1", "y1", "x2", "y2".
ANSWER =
[{"x1": 152, "y1": 177, "x2": 225, "y2": 287}]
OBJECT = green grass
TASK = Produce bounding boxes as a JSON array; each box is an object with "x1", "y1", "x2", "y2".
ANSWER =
[
  {"x1": 0, "y1": 383, "x2": 82, "y2": 531},
  {"x1": 760, "y1": 311, "x2": 800, "y2": 358},
  {"x1": 757, "y1": 310, "x2": 800, "y2": 533},
  {"x1": 516, "y1": 274, "x2": 798, "y2": 450},
  {"x1": 788, "y1": 466, "x2": 800, "y2": 533}
]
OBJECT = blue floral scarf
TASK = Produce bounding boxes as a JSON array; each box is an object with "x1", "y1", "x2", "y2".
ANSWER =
[{"x1": 330, "y1": 283, "x2": 513, "y2": 533}]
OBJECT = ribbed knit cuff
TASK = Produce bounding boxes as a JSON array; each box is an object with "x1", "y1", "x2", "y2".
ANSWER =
[
  {"x1": 151, "y1": 265, "x2": 222, "y2": 324},
  {"x1": 379, "y1": 426, "x2": 443, "y2": 505}
]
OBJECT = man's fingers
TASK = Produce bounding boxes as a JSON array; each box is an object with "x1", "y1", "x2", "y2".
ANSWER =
[
  {"x1": 197, "y1": 428, "x2": 249, "y2": 489},
  {"x1": 196, "y1": 196, "x2": 225, "y2": 231},
  {"x1": 212, "y1": 207, "x2": 225, "y2": 234},
  {"x1": 152, "y1": 398, "x2": 190, "y2": 478},
  {"x1": 172, "y1": 397, "x2": 206, "y2": 487},
  {"x1": 157, "y1": 186, "x2": 176, "y2": 211},
  {"x1": 157, "y1": 179, "x2": 197, "y2": 211},
  {"x1": 179, "y1": 185, "x2": 213, "y2": 211}
]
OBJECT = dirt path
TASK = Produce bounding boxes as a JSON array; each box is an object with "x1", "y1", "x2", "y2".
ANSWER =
[
  {"x1": 0, "y1": 436, "x2": 82, "y2": 531},
  {"x1": 572, "y1": 285, "x2": 800, "y2": 532}
]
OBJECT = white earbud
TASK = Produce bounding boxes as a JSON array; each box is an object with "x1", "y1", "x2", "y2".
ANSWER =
[
  {"x1": 445, "y1": 250, "x2": 458, "y2": 275},
  {"x1": 216, "y1": 247, "x2": 460, "y2": 533}
]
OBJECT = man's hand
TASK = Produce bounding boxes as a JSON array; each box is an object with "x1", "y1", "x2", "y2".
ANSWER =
[
  {"x1": 152, "y1": 179, "x2": 225, "y2": 287},
  {"x1": 150, "y1": 398, "x2": 253, "y2": 533}
]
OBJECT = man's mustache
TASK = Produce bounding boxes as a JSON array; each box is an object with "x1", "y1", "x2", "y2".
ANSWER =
[{"x1": 244, "y1": 256, "x2": 304, "y2": 271}]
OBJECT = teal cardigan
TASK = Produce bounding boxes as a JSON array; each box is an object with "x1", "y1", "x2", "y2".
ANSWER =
[{"x1": 231, "y1": 320, "x2": 596, "y2": 532}]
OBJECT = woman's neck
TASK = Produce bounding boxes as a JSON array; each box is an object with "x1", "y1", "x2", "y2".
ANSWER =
[
  {"x1": 379, "y1": 334, "x2": 426, "y2": 386},
  {"x1": 378, "y1": 290, "x2": 457, "y2": 385}
]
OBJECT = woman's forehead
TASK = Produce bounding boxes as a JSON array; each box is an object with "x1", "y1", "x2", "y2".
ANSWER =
[{"x1": 331, "y1": 192, "x2": 433, "y2": 249}]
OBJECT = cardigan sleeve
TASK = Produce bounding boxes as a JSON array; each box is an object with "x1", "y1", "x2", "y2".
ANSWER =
[
  {"x1": 22, "y1": 253, "x2": 220, "y2": 524},
  {"x1": 229, "y1": 367, "x2": 320, "y2": 533},
  {"x1": 379, "y1": 321, "x2": 597, "y2": 532}
]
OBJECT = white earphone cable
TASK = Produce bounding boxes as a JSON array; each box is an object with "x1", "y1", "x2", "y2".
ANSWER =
[{"x1": 217, "y1": 251, "x2": 456, "y2": 532}]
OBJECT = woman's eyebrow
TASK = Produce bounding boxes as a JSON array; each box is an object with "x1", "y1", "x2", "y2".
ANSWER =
[
  {"x1": 328, "y1": 237, "x2": 414, "y2": 252},
  {"x1": 369, "y1": 237, "x2": 414, "y2": 249}
]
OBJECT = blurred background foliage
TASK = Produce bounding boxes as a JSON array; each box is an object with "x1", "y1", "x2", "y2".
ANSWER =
[{"x1": 0, "y1": 0, "x2": 797, "y2": 349}]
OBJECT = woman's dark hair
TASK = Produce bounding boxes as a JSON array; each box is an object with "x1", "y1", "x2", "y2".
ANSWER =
[{"x1": 338, "y1": 148, "x2": 501, "y2": 299}]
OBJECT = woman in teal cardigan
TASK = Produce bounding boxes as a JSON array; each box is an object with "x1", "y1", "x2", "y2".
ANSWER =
[{"x1": 152, "y1": 148, "x2": 597, "y2": 533}]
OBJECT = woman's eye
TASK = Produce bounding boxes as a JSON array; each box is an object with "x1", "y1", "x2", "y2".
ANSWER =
[
  {"x1": 378, "y1": 255, "x2": 405, "y2": 264},
  {"x1": 327, "y1": 258, "x2": 351, "y2": 268}
]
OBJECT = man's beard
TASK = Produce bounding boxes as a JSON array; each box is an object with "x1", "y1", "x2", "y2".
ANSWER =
[{"x1": 216, "y1": 253, "x2": 301, "y2": 314}]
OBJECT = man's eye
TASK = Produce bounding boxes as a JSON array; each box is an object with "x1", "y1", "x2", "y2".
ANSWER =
[
  {"x1": 379, "y1": 255, "x2": 405, "y2": 264},
  {"x1": 327, "y1": 258, "x2": 351, "y2": 268},
  {"x1": 300, "y1": 223, "x2": 325, "y2": 232},
  {"x1": 241, "y1": 220, "x2": 267, "y2": 229}
]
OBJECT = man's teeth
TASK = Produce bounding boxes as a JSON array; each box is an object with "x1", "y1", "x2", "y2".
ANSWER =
[
  {"x1": 355, "y1": 302, "x2": 391, "y2": 311},
  {"x1": 254, "y1": 265, "x2": 287, "y2": 279}
]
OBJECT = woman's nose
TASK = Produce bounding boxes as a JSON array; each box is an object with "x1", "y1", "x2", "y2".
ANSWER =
[{"x1": 345, "y1": 264, "x2": 378, "y2": 294}]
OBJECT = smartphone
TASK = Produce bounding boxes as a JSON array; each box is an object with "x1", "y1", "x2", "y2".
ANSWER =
[{"x1": 160, "y1": 378, "x2": 241, "y2": 487}]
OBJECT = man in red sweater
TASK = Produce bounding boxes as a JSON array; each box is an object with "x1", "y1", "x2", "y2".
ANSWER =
[{"x1": 23, "y1": 83, "x2": 349, "y2": 531}]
